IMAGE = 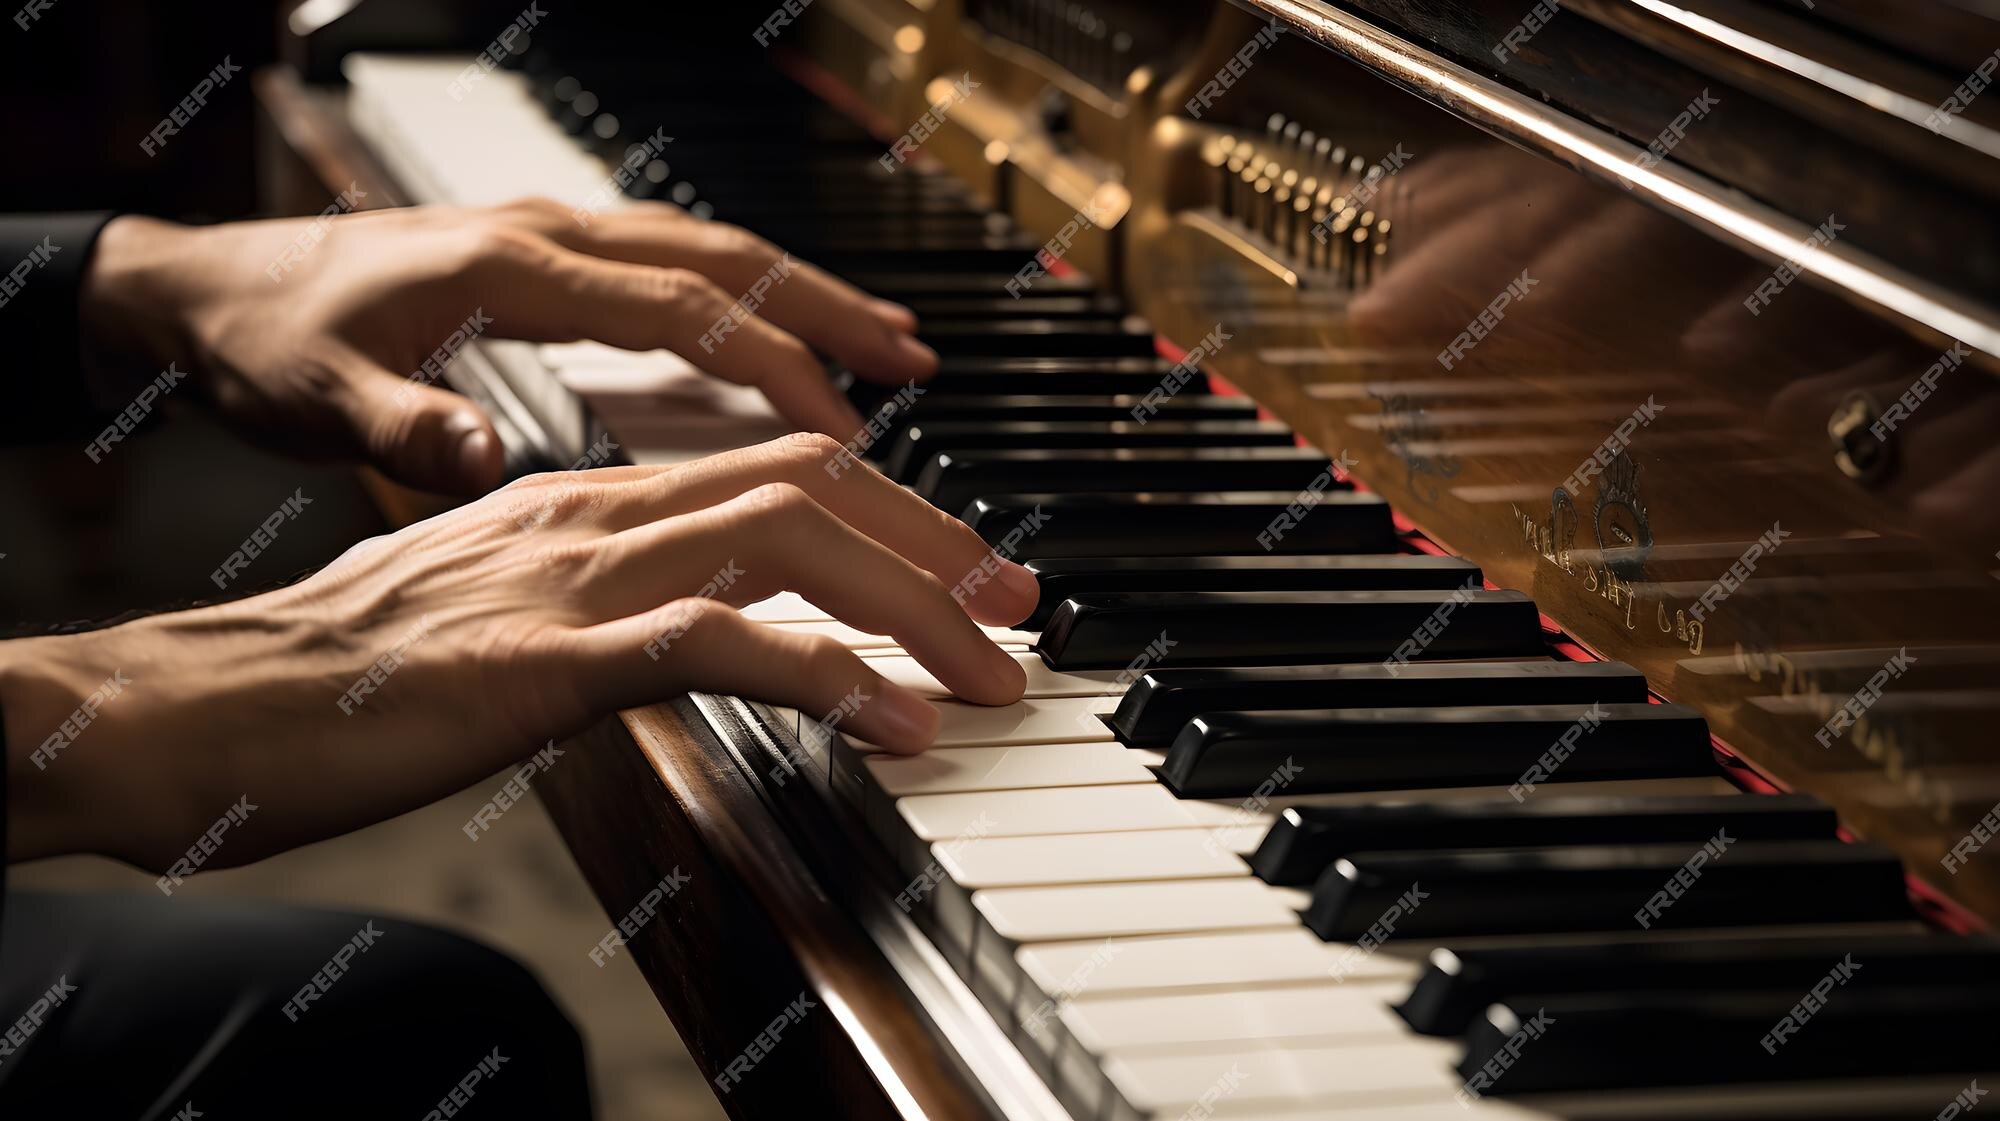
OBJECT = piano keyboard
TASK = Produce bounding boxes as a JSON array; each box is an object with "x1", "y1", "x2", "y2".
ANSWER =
[{"x1": 347, "y1": 47, "x2": 2000, "y2": 1121}]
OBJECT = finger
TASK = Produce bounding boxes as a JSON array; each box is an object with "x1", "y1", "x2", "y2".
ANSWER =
[
  {"x1": 590, "y1": 482, "x2": 1027, "y2": 705},
  {"x1": 494, "y1": 199, "x2": 937, "y2": 384},
  {"x1": 334, "y1": 351, "x2": 504, "y2": 494},
  {"x1": 471, "y1": 231, "x2": 868, "y2": 438},
  {"x1": 608, "y1": 434, "x2": 1041, "y2": 627},
  {"x1": 574, "y1": 599, "x2": 943, "y2": 754}
]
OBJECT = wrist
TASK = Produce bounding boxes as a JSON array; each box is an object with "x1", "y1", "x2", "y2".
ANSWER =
[{"x1": 79, "y1": 214, "x2": 204, "y2": 388}]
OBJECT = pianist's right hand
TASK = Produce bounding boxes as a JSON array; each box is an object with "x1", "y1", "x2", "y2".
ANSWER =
[
  {"x1": 79, "y1": 198, "x2": 941, "y2": 494},
  {"x1": 0, "y1": 434, "x2": 1037, "y2": 875}
]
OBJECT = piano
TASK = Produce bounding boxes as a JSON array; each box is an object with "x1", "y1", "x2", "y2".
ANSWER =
[{"x1": 258, "y1": 1, "x2": 2000, "y2": 1117}]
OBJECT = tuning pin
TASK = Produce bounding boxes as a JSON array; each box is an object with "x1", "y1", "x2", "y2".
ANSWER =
[
  {"x1": 1266, "y1": 112, "x2": 1286, "y2": 143},
  {"x1": 1238, "y1": 157, "x2": 1261, "y2": 222},
  {"x1": 1332, "y1": 205, "x2": 1358, "y2": 281},
  {"x1": 1252, "y1": 173, "x2": 1275, "y2": 240},
  {"x1": 1297, "y1": 130, "x2": 1316, "y2": 162},
  {"x1": 1244, "y1": 152, "x2": 1266, "y2": 218},
  {"x1": 1312, "y1": 184, "x2": 1338, "y2": 269},
  {"x1": 1291, "y1": 175, "x2": 1318, "y2": 257},
  {"x1": 1206, "y1": 139, "x2": 1232, "y2": 213},
  {"x1": 1367, "y1": 218, "x2": 1392, "y2": 285},
  {"x1": 1290, "y1": 188, "x2": 1315, "y2": 260},
  {"x1": 1281, "y1": 120, "x2": 1302, "y2": 154},
  {"x1": 1270, "y1": 181, "x2": 1292, "y2": 245}
]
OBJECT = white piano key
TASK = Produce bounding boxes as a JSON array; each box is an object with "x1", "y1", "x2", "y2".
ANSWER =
[
  {"x1": 740, "y1": 592, "x2": 831, "y2": 623},
  {"x1": 898, "y1": 784, "x2": 1251, "y2": 842},
  {"x1": 1139, "y1": 1074, "x2": 2000, "y2": 1121},
  {"x1": 844, "y1": 696, "x2": 1122, "y2": 749},
  {"x1": 866, "y1": 743, "x2": 1154, "y2": 797},
  {"x1": 1160, "y1": 1096, "x2": 1551, "y2": 1121},
  {"x1": 867, "y1": 652, "x2": 1124, "y2": 699},
  {"x1": 1101, "y1": 1039, "x2": 1460, "y2": 1115},
  {"x1": 1016, "y1": 928, "x2": 1421, "y2": 1001},
  {"x1": 936, "y1": 827, "x2": 1262, "y2": 888},
  {"x1": 1061, "y1": 982, "x2": 1408, "y2": 1053},
  {"x1": 974, "y1": 879, "x2": 1312, "y2": 943},
  {"x1": 770, "y1": 619, "x2": 1037, "y2": 651}
]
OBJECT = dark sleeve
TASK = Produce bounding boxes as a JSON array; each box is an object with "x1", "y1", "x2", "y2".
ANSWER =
[{"x1": 0, "y1": 213, "x2": 118, "y2": 444}]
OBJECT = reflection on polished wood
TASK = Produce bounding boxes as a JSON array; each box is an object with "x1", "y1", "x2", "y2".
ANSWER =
[{"x1": 802, "y1": 0, "x2": 2000, "y2": 921}]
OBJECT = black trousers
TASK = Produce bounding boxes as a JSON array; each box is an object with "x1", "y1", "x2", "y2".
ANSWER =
[{"x1": 0, "y1": 890, "x2": 592, "y2": 1119}]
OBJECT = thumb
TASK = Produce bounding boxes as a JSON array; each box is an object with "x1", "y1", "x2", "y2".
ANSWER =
[{"x1": 339, "y1": 363, "x2": 504, "y2": 494}]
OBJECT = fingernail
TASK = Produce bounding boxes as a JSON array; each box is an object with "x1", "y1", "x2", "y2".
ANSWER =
[
  {"x1": 874, "y1": 685, "x2": 940, "y2": 751},
  {"x1": 997, "y1": 559, "x2": 1041, "y2": 604}
]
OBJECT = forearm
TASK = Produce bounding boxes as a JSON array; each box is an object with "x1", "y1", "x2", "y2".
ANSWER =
[
  {"x1": 1, "y1": 626, "x2": 140, "y2": 864},
  {"x1": 0, "y1": 597, "x2": 342, "y2": 871}
]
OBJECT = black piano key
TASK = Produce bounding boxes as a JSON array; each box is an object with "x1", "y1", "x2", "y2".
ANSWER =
[
  {"x1": 922, "y1": 448, "x2": 1331, "y2": 521},
  {"x1": 1027, "y1": 554, "x2": 1477, "y2": 630},
  {"x1": 840, "y1": 360, "x2": 1209, "y2": 415},
  {"x1": 1400, "y1": 931, "x2": 2000, "y2": 1036},
  {"x1": 1254, "y1": 792, "x2": 1834, "y2": 885},
  {"x1": 896, "y1": 294, "x2": 1127, "y2": 319},
  {"x1": 806, "y1": 246, "x2": 1048, "y2": 273},
  {"x1": 961, "y1": 492, "x2": 1398, "y2": 558},
  {"x1": 1035, "y1": 588, "x2": 1544, "y2": 670},
  {"x1": 1459, "y1": 988, "x2": 2000, "y2": 1094},
  {"x1": 882, "y1": 396, "x2": 1259, "y2": 449},
  {"x1": 846, "y1": 272, "x2": 1101, "y2": 299},
  {"x1": 882, "y1": 420, "x2": 1296, "y2": 483},
  {"x1": 931, "y1": 355, "x2": 1186, "y2": 379},
  {"x1": 1302, "y1": 840, "x2": 1913, "y2": 942},
  {"x1": 1161, "y1": 701, "x2": 1714, "y2": 798},
  {"x1": 916, "y1": 319, "x2": 1159, "y2": 357},
  {"x1": 1116, "y1": 658, "x2": 1638, "y2": 747}
]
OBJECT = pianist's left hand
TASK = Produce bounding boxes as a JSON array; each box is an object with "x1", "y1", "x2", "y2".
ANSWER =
[{"x1": 79, "y1": 197, "x2": 940, "y2": 493}]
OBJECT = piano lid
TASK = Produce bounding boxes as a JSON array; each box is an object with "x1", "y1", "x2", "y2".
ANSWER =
[{"x1": 794, "y1": 0, "x2": 2000, "y2": 921}]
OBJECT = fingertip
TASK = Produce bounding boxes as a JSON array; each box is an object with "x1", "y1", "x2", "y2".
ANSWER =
[
  {"x1": 961, "y1": 558, "x2": 1041, "y2": 627},
  {"x1": 866, "y1": 683, "x2": 941, "y2": 754},
  {"x1": 897, "y1": 334, "x2": 940, "y2": 378},
  {"x1": 871, "y1": 298, "x2": 919, "y2": 333},
  {"x1": 996, "y1": 559, "x2": 1041, "y2": 614}
]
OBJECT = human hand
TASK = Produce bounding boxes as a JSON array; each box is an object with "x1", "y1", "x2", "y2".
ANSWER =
[
  {"x1": 80, "y1": 199, "x2": 937, "y2": 492},
  {"x1": 1, "y1": 434, "x2": 1033, "y2": 872}
]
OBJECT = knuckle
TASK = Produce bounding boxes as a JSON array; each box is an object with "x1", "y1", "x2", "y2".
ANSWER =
[
  {"x1": 657, "y1": 596, "x2": 728, "y2": 641},
  {"x1": 709, "y1": 223, "x2": 776, "y2": 264},
  {"x1": 773, "y1": 431, "x2": 844, "y2": 469},
  {"x1": 497, "y1": 196, "x2": 567, "y2": 224},
  {"x1": 651, "y1": 266, "x2": 724, "y2": 309},
  {"x1": 801, "y1": 633, "x2": 855, "y2": 675},
  {"x1": 735, "y1": 481, "x2": 817, "y2": 523}
]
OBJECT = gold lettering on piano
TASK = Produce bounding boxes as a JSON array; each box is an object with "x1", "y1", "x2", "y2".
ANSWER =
[
  {"x1": 1512, "y1": 503, "x2": 1643, "y2": 634},
  {"x1": 1656, "y1": 602, "x2": 1705, "y2": 658}
]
